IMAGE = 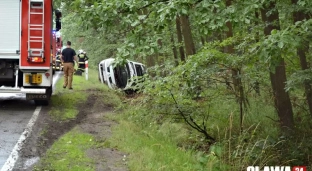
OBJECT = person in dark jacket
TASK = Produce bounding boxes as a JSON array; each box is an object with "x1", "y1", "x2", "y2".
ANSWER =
[
  {"x1": 61, "y1": 41, "x2": 78, "y2": 89},
  {"x1": 76, "y1": 50, "x2": 89, "y2": 75}
]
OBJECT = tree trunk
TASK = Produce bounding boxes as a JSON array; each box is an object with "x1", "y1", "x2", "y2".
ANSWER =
[
  {"x1": 157, "y1": 39, "x2": 166, "y2": 76},
  {"x1": 225, "y1": 0, "x2": 240, "y2": 92},
  {"x1": 261, "y1": 1, "x2": 294, "y2": 131},
  {"x1": 200, "y1": 36, "x2": 206, "y2": 46},
  {"x1": 141, "y1": 8, "x2": 156, "y2": 71},
  {"x1": 175, "y1": 15, "x2": 186, "y2": 62},
  {"x1": 146, "y1": 55, "x2": 156, "y2": 77},
  {"x1": 170, "y1": 32, "x2": 179, "y2": 66},
  {"x1": 146, "y1": 55, "x2": 155, "y2": 68},
  {"x1": 157, "y1": 39, "x2": 164, "y2": 65},
  {"x1": 225, "y1": 0, "x2": 245, "y2": 133},
  {"x1": 292, "y1": 0, "x2": 312, "y2": 117},
  {"x1": 253, "y1": 10, "x2": 260, "y2": 95},
  {"x1": 179, "y1": 14, "x2": 196, "y2": 56}
]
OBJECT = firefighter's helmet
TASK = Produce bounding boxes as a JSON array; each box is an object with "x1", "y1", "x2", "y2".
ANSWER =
[{"x1": 78, "y1": 49, "x2": 83, "y2": 54}]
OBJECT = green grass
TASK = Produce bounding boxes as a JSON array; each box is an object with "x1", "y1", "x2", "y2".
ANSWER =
[
  {"x1": 34, "y1": 128, "x2": 96, "y2": 171},
  {"x1": 35, "y1": 68, "x2": 124, "y2": 171},
  {"x1": 206, "y1": 96, "x2": 279, "y2": 140},
  {"x1": 106, "y1": 118, "x2": 203, "y2": 171},
  {"x1": 49, "y1": 69, "x2": 106, "y2": 121}
]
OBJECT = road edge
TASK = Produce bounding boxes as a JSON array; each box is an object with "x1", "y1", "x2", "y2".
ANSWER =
[
  {"x1": 0, "y1": 106, "x2": 42, "y2": 171},
  {"x1": 1, "y1": 72, "x2": 61, "y2": 171}
]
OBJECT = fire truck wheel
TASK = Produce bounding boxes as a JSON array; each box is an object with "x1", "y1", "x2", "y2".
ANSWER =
[
  {"x1": 18, "y1": 70, "x2": 23, "y2": 86},
  {"x1": 34, "y1": 100, "x2": 49, "y2": 106},
  {"x1": 46, "y1": 86, "x2": 52, "y2": 97},
  {"x1": 34, "y1": 86, "x2": 52, "y2": 106}
]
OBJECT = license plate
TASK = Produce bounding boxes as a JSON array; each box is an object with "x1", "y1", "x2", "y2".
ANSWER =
[
  {"x1": 25, "y1": 74, "x2": 42, "y2": 84},
  {"x1": 26, "y1": 94, "x2": 48, "y2": 100}
]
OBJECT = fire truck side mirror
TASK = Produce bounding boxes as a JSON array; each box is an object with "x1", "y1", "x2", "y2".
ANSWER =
[{"x1": 55, "y1": 10, "x2": 62, "y2": 31}]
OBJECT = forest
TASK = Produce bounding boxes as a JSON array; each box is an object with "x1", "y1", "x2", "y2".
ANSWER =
[{"x1": 53, "y1": 0, "x2": 312, "y2": 170}]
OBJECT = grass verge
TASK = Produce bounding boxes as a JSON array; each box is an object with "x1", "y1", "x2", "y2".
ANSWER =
[
  {"x1": 35, "y1": 128, "x2": 96, "y2": 171},
  {"x1": 106, "y1": 119, "x2": 202, "y2": 171},
  {"x1": 49, "y1": 69, "x2": 107, "y2": 121},
  {"x1": 35, "y1": 69, "x2": 122, "y2": 170}
]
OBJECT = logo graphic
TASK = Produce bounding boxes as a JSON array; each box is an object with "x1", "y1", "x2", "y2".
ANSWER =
[{"x1": 247, "y1": 166, "x2": 306, "y2": 171}]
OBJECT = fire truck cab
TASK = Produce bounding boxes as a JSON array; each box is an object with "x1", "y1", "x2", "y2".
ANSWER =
[{"x1": 0, "y1": 0, "x2": 60, "y2": 105}]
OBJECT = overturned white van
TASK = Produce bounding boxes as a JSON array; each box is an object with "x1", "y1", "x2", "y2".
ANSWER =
[{"x1": 98, "y1": 58, "x2": 146, "y2": 92}]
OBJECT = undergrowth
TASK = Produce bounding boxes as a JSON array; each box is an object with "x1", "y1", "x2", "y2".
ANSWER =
[
  {"x1": 107, "y1": 52, "x2": 312, "y2": 170},
  {"x1": 109, "y1": 90, "x2": 312, "y2": 170}
]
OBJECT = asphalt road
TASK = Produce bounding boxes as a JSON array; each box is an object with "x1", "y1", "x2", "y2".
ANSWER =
[
  {"x1": 0, "y1": 96, "x2": 36, "y2": 168},
  {"x1": 0, "y1": 72, "x2": 62, "y2": 170}
]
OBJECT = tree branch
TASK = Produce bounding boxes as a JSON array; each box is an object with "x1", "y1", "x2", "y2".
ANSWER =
[
  {"x1": 167, "y1": 88, "x2": 215, "y2": 142},
  {"x1": 118, "y1": 0, "x2": 170, "y2": 14}
]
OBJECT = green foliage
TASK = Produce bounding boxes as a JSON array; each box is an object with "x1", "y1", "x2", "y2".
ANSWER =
[
  {"x1": 121, "y1": 42, "x2": 283, "y2": 169},
  {"x1": 286, "y1": 69, "x2": 312, "y2": 91},
  {"x1": 61, "y1": 13, "x2": 120, "y2": 68},
  {"x1": 55, "y1": 0, "x2": 312, "y2": 169}
]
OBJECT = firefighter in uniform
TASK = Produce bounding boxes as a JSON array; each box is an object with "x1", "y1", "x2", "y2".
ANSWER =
[
  {"x1": 54, "y1": 49, "x2": 63, "y2": 71},
  {"x1": 56, "y1": 49, "x2": 61, "y2": 56},
  {"x1": 75, "y1": 50, "x2": 89, "y2": 75},
  {"x1": 56, "y1": 49, "x2": 61, "y2": 60}
]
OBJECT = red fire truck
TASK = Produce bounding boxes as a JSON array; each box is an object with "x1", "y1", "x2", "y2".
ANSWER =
[
  {"x1": 51, "y1": 31, "x2": 63, "y2": 74},
  {"x1": 0, "y1": 0, "x2": 61, "y2": 105},
  {"x1": 52, "y1": 31, "x2": 56, "y2": 74},
  {"x1": 52, "y1": 30, "x2": 63, "y2": 73}
]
